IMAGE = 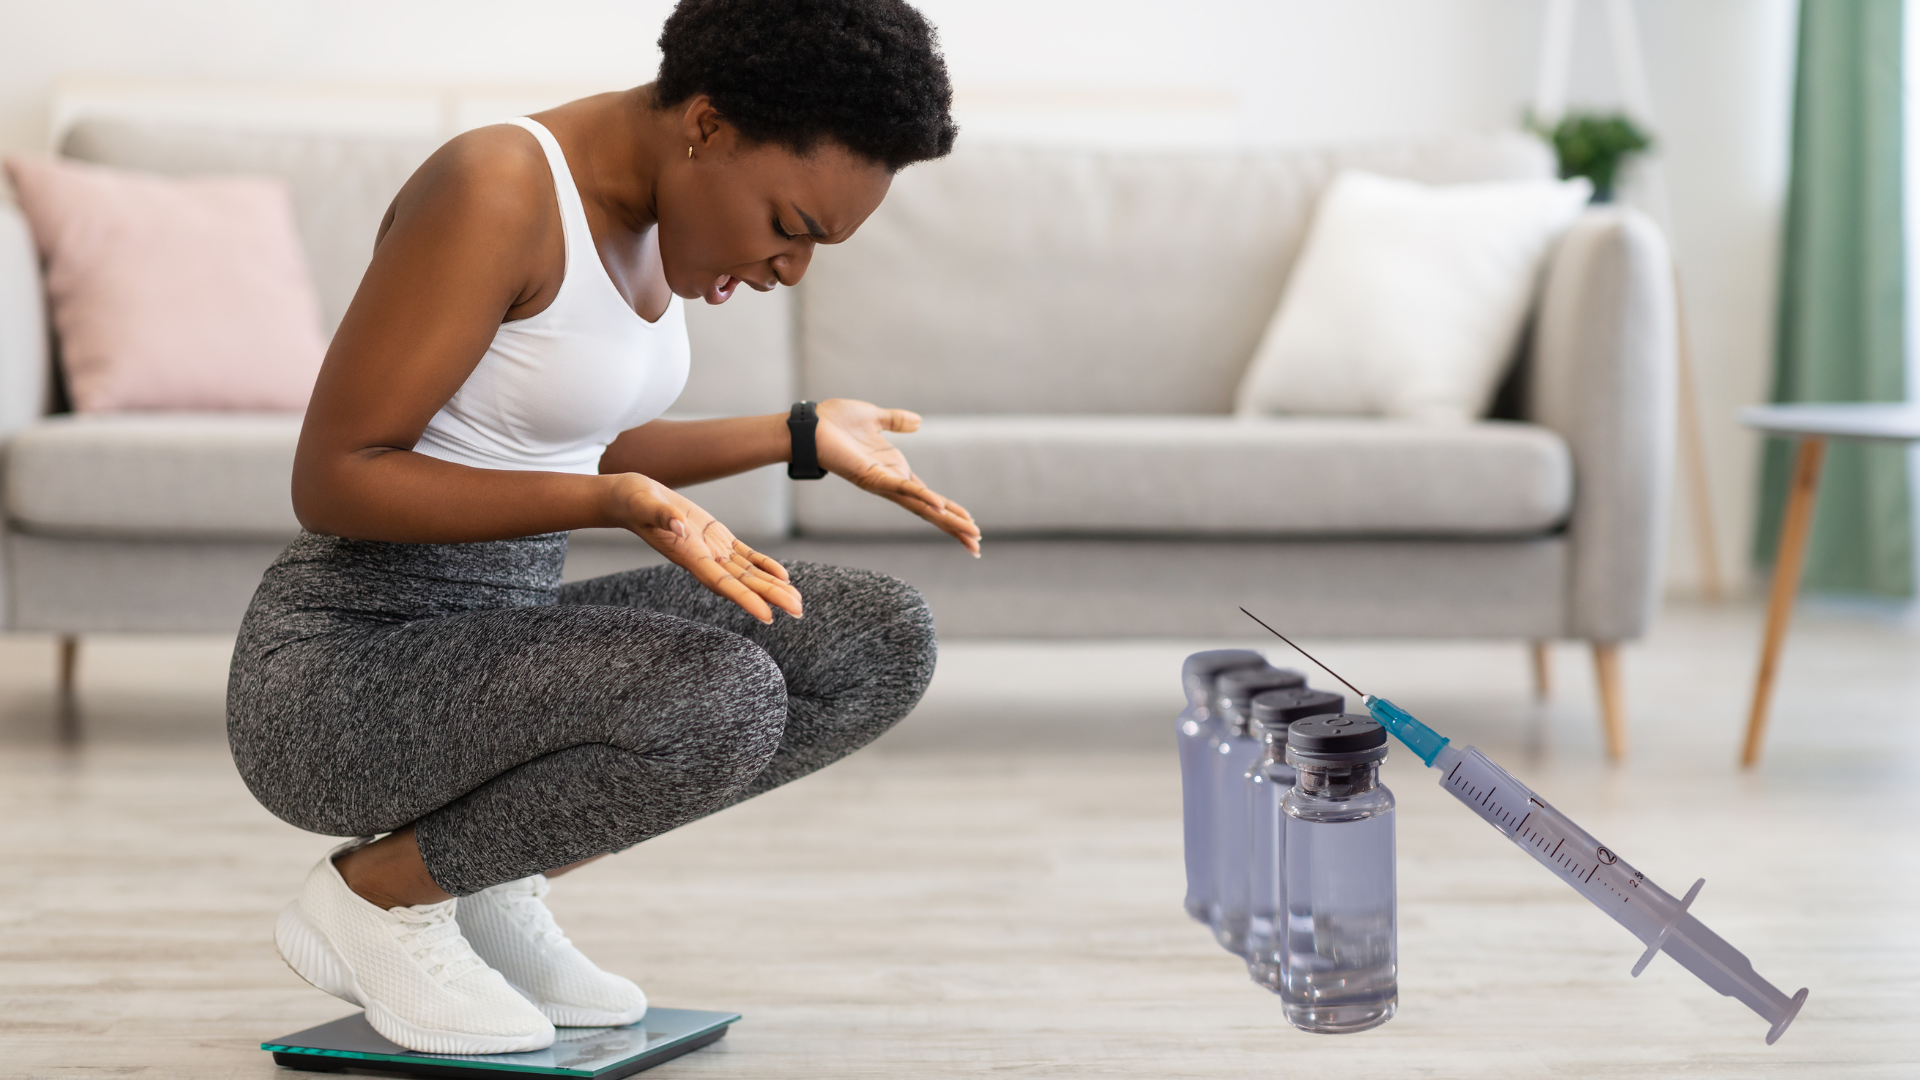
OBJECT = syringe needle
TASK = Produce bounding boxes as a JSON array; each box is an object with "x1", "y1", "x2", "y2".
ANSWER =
[
  {"x1": 1238, "y1": 607, "x2": 1366, "y2": 699},
  {"x1": 1236, "y1": 609, "x2": 1447, "y2": 762}
]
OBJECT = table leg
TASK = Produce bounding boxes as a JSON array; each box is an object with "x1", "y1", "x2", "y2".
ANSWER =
[{"x1": 1741, "y1": 436, "x2": 1827, "y2": 767}]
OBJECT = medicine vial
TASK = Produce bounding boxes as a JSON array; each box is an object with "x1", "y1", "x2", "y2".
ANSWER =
[
  {"x1": 1242, "y1": 687, "x2": 1345, "y2": 988},
  {"x1": 1207, "y1": 665, "x2": 1306, "y2": 954},
  {"x1": 1280, "y1": 713, "x2": 1397, "y2": 1033},
  {"x1": 1176, "y1": 651, "x2": 1266, "y2": 924}
]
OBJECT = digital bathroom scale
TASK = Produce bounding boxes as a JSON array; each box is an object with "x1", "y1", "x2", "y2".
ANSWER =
[{"x1": 263, "y1": 1007, "x2": 739, "y2": 1079}]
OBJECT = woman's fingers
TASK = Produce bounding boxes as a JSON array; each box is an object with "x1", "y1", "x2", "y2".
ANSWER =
[
  {"x1": 734, "y1": 541, "x2": 792, "y2": 583},
  {"x1": 868, "y1": 479, "x2": 981, "y2": 554},
  {"x1": 687, "y1": 556, "x2": 776, "y2": 623},
  {"x1": 724, "y1": 546, "x2": 804, "y2": 618},
  {"x1": 884, "y1": 479, "x2": 978, "y2": 535},
  {"x1": 738, "y1": 570, "x2": 804, "y2": 618},
  {"x1": 856, "y1": 465, "x2": 949, "y2": 514},
  {"x1": 883, "y1": 408, "x2": 923, "y2": 433},
  {"x1": 939, "y1": 497, "x2": 978, "y2": 530},
  {"x1": 851, "y1": 461, "x2": 945, "y2": 512},
  {"x1": 640, "y1": 505, "x2": 801, "y2": 623},
  {"x1": 917, "y1": 483, "x2": 975, "y2": 526},
  {"x1": 692, "y1": 550, "x2": 799, "y2": 625}
]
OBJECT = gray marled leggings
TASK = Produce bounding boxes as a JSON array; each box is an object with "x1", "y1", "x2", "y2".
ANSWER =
[{"x1": 227, "y1": 532, "x2": 936, "y2": 896}]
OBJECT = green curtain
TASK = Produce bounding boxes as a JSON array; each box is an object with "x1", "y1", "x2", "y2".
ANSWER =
[{"x1": 1757, "y1": 0, "x2": 1913, "y2": 597}]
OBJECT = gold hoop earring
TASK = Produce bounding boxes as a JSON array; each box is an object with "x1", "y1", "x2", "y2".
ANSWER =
[{"x1": 687, "y1": 146, "x2": 694, "y2": 159}]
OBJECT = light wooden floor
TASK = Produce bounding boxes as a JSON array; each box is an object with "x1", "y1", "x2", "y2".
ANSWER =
[{"x1": 1, "y1": 601, "x2": 1917, "y2": 1078}]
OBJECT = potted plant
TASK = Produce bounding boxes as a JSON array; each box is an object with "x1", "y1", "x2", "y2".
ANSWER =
[{"x1": 1528, "y1": 111, "x2": 1654, "y2": 203}]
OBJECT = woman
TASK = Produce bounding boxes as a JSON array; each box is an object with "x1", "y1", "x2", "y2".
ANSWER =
[{"x1": 227, "y1": 0, "x2": 978, "y2": 1055}]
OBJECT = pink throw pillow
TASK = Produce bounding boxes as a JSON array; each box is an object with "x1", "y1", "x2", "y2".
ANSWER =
[{"x1": 4, "y1": 154, "x2": 325, "y2": 412}]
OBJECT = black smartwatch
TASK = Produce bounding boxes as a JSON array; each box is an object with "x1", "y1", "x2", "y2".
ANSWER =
[{"x1": 787, "y1": 401, "x2": 828, "y2": 480}]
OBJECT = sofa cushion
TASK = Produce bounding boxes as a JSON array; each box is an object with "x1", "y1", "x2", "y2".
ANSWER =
[
  {"x1": 7, "y1": 413, "x2": 303, "y2": 538},
  {"x1": 5, "y1": 154, "x2": 327, "y2": 413},
  {"x1": 6, "y1": 412, "x2": 792, "y2": 542},
  {"x1": 792, "y1": 416, "x2": 1571, "y2": 538},
  {"x1": 799, "y1": 133, "x2": 1553, "y2": 416},
  {"x1": 1235, "y1": 170, "x2": 1591, "y2": 423},
  {"x1": 60, "y1": 120, "x2": 437, "y2": 338}
]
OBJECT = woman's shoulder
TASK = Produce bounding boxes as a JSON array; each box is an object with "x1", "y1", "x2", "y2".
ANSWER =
[{"x1": 378, "y1": 124, "x2": 557, "y2": 247}]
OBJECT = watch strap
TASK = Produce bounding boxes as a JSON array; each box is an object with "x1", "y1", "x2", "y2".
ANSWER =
[{"x1": 787, "y1": 401, "x2": 827, "y2": 480}]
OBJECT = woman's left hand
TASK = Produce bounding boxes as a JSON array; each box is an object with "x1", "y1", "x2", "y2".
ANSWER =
[{"x1": 815, "y1": 399, "x2": 982, "y2": 556}]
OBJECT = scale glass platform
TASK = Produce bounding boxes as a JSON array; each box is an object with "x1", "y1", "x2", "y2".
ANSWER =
[{"x1": 263, "y1": 1007, "x2": 739, "y2": 1079}]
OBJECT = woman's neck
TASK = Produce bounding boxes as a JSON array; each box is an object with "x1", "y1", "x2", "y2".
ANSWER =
[{"x1": 538, "y1": 85, "x2": 665, "y2": 237}]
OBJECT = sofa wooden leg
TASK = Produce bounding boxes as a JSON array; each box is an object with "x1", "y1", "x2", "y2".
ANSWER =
[
  {"x1": 1591, "y1": 642, "x2": 1626, "y2": 761},
  {"x1": 1529, "y1": 641, "x2": 1552, "y2": 700},
  {"x1": 56, "y1": 634, "x2": 80, "y2": 744}
]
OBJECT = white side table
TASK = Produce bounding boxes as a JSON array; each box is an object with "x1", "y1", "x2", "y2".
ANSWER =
[{"x1": 1737, "y1": 403, "x2": 1920, "y2": 765}]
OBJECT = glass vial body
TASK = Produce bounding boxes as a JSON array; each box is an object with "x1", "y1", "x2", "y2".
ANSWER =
[
  {"x1": 1177, "y1": 705, "x2": 1221, "y2": 923},
  {"x1": 1243, "y1": 686, "x2": 1343, "y2": 989},
  {"x1": 1244, "y1": 752, "x2": 1296, "y2": 989},
  {"x1": 1207, "y1": 666, "x2": 1306, "y2": 954},
  {"x1": 1280, "y1": 716, "x2": 1396, "y2": 1034},
  {"x1": 1208, "y1": 724, "x2": 1264, "y2": 952},
  {"x1": 1176, "y1": 651, "x2": 1263, "y2": 924}
]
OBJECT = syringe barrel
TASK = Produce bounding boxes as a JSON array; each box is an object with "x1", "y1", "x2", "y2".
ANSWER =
[{"x1": 1431, "y1": 745, "x2": 1681, "y2": 945}]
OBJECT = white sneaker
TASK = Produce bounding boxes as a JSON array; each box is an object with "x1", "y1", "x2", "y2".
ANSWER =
[
  {"x1": 456, "y1": 874, "x2": 648, "y2": 1027},
  {"x1": 275, "y1": 842, "x2": 555, "y2": 1054}
]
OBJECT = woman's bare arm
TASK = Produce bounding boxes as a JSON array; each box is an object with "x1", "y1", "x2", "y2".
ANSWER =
[{"x1": 600, "y1": 414, "x2": 789, "y2": 488}]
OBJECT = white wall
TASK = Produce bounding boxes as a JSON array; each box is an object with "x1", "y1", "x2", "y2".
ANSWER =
[
  {"x1": 1599, "y1": 1, "x2": 1800, "y2": 599},
  {"x1": 0, "y1": 0, "x2": 1797, "y2": 594}
]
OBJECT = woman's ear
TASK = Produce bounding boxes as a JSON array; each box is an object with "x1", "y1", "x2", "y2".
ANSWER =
[{"x1": 677, "y1": 94, "x2": 730, "y2": 154}]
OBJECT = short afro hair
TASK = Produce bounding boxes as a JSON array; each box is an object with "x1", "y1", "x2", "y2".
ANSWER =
[{"x1": 655, "y1": 0, "x2": 958, "y2": 172}]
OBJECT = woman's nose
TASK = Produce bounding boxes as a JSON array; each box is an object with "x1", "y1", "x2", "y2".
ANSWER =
[{"x1": 771, "y1": 245, "x2": 814, "y2": 287}]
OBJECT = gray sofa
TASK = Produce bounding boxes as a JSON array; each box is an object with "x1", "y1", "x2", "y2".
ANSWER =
[{"x1": 0, "y1": 119, "x2": 1674, "y2": 755}]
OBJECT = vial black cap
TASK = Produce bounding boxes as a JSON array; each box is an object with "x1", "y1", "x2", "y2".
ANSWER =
[
  {"x1": 1249, "y1": 688, "x2": 1345, "y2": 731},
  {"x1": 1181, "y1": 650, "x2": 1266, "y2": 696},
  {"x1": 1287, "y1": 713, "x2": 1387, "y2": 753},
  {"x1": 1217, "y1": 666, "x2": 1306, "y2": 706}
]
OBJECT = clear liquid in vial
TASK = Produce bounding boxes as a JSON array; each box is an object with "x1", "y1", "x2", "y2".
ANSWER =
[{"x1": 1279, "y1": 801, "x2": 1396, "y2": 1032}]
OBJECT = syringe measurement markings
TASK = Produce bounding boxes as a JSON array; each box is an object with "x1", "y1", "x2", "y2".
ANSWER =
[{"x1": 1450, "y1": 764, "x2": 1639, "y2": 901}]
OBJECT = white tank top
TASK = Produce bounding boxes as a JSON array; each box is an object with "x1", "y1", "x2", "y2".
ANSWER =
[{"x1": 414, "y1": 118, "x2": 690, "y2": 475}]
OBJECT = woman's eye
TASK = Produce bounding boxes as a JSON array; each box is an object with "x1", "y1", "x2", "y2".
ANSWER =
[{"x1": 774, "y1": 218, "x2": 797, "y2": 240}]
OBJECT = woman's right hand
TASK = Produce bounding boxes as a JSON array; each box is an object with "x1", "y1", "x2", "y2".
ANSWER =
[{"x1": 608, "y1": 473, "x2": 802, "y2": 624}]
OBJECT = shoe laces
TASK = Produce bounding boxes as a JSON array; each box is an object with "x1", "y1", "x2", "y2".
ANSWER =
[
  {"x1": 495, "y1": 878, "x2": 571, "y2": 950},
  {"x1": 389, "y1": 902, "x2": 488, "y2": 984}
]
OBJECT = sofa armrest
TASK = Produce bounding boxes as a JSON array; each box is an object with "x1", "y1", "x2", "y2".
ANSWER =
[
  {"x1": 1529, "y1": 207, "x2": 1677, "y2": 642},
  {"x1": 0, "y1": 203, "x2": 48, "y2": 439},
  {"x1": 0, "y1": 201, "x2": 51, "y2": 632}
]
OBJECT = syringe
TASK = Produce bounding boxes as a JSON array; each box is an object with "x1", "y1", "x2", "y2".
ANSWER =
[{"x1": 1240, "y1": 611, "x2": 1809, "y2": 1044}]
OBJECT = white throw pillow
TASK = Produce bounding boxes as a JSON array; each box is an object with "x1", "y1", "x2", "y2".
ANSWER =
[{"x1": 1234, "y1": 170, "x2": 1592, "y2": 423}]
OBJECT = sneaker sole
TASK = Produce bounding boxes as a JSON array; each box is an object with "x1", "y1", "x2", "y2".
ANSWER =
[
  {"x1": 276, "y1": 901, "x2": 361, "y2": 1006},
  {"x1": 524, "y1": 992, "x2": 648, "y2": 1029},
  {"x1": 277, "y1": 901, "x2": 553, "y2": 1055}
]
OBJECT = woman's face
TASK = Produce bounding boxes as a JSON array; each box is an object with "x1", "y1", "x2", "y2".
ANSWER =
[{"x1": 653, "y1": 115, "x2": 894, "y2": 305}]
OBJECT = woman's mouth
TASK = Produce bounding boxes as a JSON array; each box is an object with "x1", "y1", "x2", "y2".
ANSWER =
[{"x1": 703, "y1": 274, "x2": 739, "y2": 305}]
